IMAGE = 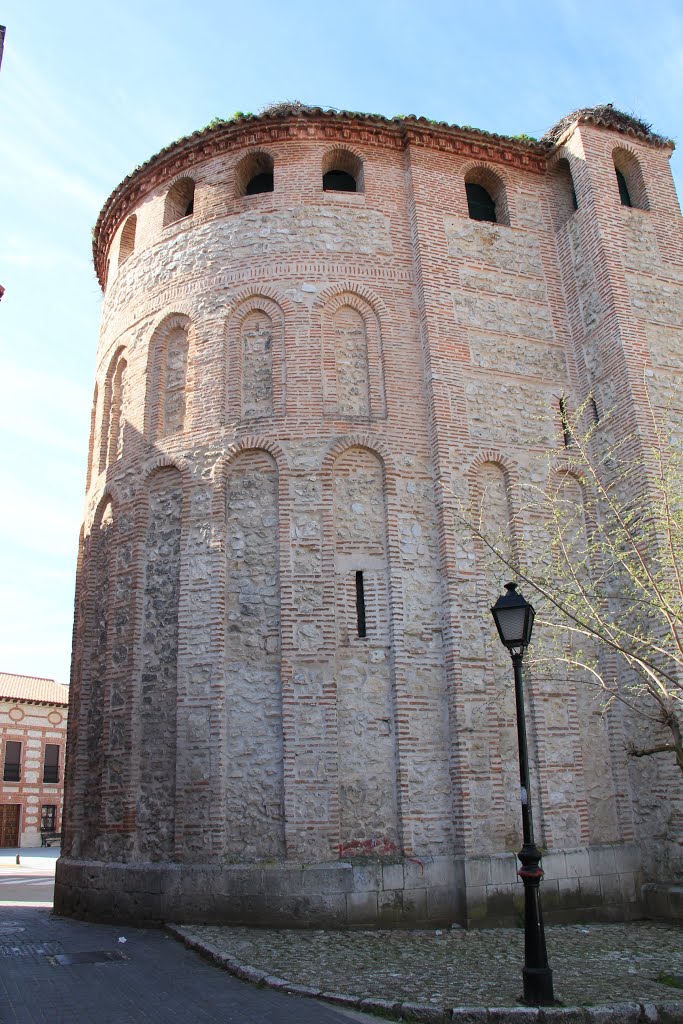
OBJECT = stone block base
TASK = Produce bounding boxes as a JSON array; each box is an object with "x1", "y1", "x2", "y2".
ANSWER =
[
  {"x1": 641, "y1": 883, "x2": 683, "y2": 922},
  {"x1": 54, "y1": 842, "x2": 643, "y2": 929},
  {"x1": 460, "y1": 842, "x2": 643, "y2": 928},
  {"x1": 54, "y1": 856, "x2": 464, "y2": 928}
]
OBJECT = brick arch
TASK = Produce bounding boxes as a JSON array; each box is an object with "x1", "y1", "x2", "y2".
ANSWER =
[
  {"x1": 227, "y1": 294, "x2": 286, "y2": 331},
  {"x1": 547, "y1": 146, "x2": 577, "y2": 171},
  {"x1": 215, "y1": 436, "x2": 288, "y2": 482},
  {"x1": 99, "y1": 346, "x2": 128, "y2": 473},
  {"x1": 90, "y1": 489, "x2": 117, "y2": 534},
  {"x1": 321, "y1": 145, "x2": 365, "y2": 192},
  {"x1": 463, "y1": 454, "x2": 523, "y2": 567},
  {"x1": 225, "y1": 293, "x2": 288, "y2": 421},
  {"x1": 461, "y1": 160, "x2": 512, "y2": 226},
  {"x1": 118, "y1": 214, "x2": 137, "y2": 266},
  {"x1": 234, "y1": 148, "x2": 275, "y2": 197},
  {"x1": 104, "y1": 343, "x2": 127, "y2": 378},
  {"x1": 314, "y1": 288, "x2": 387, "y2": 421},
  {"x1": 549, "y1": 463, "x2": 589, "y2": 494},
  {"x1": 163, "y1": 176, "x2": 195, "y2": 226},
  {"x1": 547, "y1": 148, "x2": 580, "y2": 228},
  {"x1": 225, "y1": 284, "x2": 298, "y2": 323},
  {"x1": 148, "y1": 310, "x2": 193, "y2": 336},
  {"x1": 612, "y1": 145, "x2": 650, "y2": 210},
  {"x1": 467, "y1": 449, "x2": 518, "y2": 482},
  {"x1": 312, "y1": 281, "x2": 391, "y2": 333},
  {"x1": 134, "y1": 457, "x2": 189, "y2": 540},
  {"x1": 322, "y1": 435, "x2": 397, "y2": 478},
  {"x1": 139, "y1": 452, "x2": 191, "y2": 486},
  {"x1": 145, "y1": 313, "x2": 193, "y2": 441}
]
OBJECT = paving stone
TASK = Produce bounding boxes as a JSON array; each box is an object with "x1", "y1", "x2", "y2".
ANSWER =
[
  {"x1": 488, "y1": 1008, "x2": 540, "y2": 1023},
  {"x1": 399, "y1": 1001, "x2": 448, "y2": 1022},
  {"x1": 450, "y1": 1009, "x2": 488, "y2": 1023},
  {"x1": 179, "y1": 921, "x2": 683, "y2": 1009},
  {"x1": 585, "y1": 1003, "x2": 640, "y2": 1024}
]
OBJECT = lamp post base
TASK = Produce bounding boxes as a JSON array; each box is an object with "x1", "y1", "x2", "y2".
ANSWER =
[{"x1": 522, "y1": 966, "x2": 555, "y2": 1006}]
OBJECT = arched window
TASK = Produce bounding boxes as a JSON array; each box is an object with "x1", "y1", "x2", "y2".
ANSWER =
[
  {"x1": 236, "y1": 151, "x2": 274, "y2": 197},
  {"x1": 559, "y1": 397, "x2": 572, "y2": 448},
  {"x1": 164, "y1": 178, "x2": 195, "y2": 226},
  {"x1": 617, "y1": 168, "x2": 632, "y2": 206},
  {"x1": 118, "y1": 215, "x2": 137, "y2": 266},
  {"x1": 466, "y1": 183, "x2": 496, "y2": 222},
  {"x1": 322, "y1": 148, "x2": 363, "y2": 193},
  {"x1": 613, "y1": 148, "x2": 649, "y2": 210},
  {"x1": 550, "y1": 157, "x2": 578, "y2": 228},
  {"x1": 464, "y1": 167, "x2": 509, "y2": 225}
]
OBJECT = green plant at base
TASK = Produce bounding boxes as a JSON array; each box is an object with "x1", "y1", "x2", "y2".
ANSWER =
[{"x1": 656, "y1": 973, "x2": 683, "y2": 989}]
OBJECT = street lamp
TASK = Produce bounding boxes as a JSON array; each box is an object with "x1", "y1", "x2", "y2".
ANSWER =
[{"x1": 490, "y1": 582, "x2": 554, "y2": 1006}]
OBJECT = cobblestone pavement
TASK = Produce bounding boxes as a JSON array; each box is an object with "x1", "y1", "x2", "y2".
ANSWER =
[{"x1": 176, "y1": 921, "x2": 683, "y2": 1015}]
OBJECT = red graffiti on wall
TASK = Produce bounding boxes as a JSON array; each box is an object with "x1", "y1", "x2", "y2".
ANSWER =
[{"x1": 338, "y1": 837, "x2": 400, "y2": 858}]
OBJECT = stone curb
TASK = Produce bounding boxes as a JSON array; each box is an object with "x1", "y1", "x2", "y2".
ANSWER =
[{"x1": 165, "y1": 925, "x2": 683, "y2": 1024}]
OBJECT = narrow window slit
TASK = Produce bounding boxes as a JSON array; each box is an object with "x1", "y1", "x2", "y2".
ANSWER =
[
  {"x1": 355, "y1": 570, "x2": 367, "y2": 638},
  {"x1": 559, "y1": 397, "x2": 572, "y2": 448}
]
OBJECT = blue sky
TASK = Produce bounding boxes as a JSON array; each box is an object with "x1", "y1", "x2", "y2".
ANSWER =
[{"x1": 1, "y1": 0, "x2": 682, "y2": 683}]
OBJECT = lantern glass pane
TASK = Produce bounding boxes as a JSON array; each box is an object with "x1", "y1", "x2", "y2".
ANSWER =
[{"x1": 498, "y1": 606, "x2": 527, "y2": 645}]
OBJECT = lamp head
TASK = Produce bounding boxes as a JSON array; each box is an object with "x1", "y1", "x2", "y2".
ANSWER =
[{"x1": 490, "y1": 582, "x2": 535, "y2": 655}]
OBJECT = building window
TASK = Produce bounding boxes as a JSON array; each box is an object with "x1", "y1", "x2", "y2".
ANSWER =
[
  {"x1": 355, "y1": 570, "x2": 367, "y2": 638},
  {"x1": 41, "y1": 805, "x2": 57, "y2": 831},
  {"x1": 613, "y1": 148, "x2": 649, "y2": 211},
  {"x1": 118, "y1": 214, "x2": 137, "y2": 265},
  {"x1": 466, "y1": 182, "x2": 496, "y2": 222},
  {"x1": 551, "y1": 158, "x2": 578, "y2": 228},
  {"x1": 322, "y1": 148, "x2": 364, "y2": 193},
  {"x1": 3, "y1": 741, "x2": 21, "y2": 782},
  {"x1": 559, "y1": 397, "x2": 572, "y2": 448},
  {"x1": 464, "y1": 167, "x2": 510, "y2": 225},
  {"x1": 43, "y1": 744, "x2": 60, "y2": 784},
  {"x1": 246, "y1": 171, "x2": 274, "y2": 195},
  {"x1": 236, "y1": 151, "x2": 274, "y2": 197},
  {"x1": 164, "y1": 178, "x2": 195, "y2": 225},
  {"x1": 615, "y1": 168, "x2": 632, "y2": 207},
  {"x1": 323, "y1": 170, "x2": 356, "y2": 192}
]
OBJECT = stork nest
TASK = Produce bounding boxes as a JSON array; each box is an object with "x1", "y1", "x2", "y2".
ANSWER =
[{"x1": 542, "y1": 104, "x2": 671, "y2": 147}]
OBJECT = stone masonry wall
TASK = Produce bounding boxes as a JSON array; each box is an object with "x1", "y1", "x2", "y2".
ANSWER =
[
  {"x1": 224, "y1": 450, "x2": 284, "y2": 860},
  {"x1": 137, "y1": 469, "x2": 181, "y2": 861},
  {"x1": 56, "y1": 111, "x2": 682, "y2": 928},
  {"x1": 333, "y1": 446, "x2": 398, "y2": 855}
]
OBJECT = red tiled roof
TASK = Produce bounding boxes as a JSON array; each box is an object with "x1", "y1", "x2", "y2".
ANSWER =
[{"x1": 0, "y1": 672, "x2": 69, "y2": 706}]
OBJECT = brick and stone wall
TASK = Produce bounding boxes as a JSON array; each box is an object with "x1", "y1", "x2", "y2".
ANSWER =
[{"x1": 55, "y1": 106, "x2": 682, "y2": 927}]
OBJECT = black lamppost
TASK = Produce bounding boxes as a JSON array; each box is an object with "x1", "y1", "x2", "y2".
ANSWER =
[{"x1": 490, "y1": 582, "x2": 554, "y2": 1006}]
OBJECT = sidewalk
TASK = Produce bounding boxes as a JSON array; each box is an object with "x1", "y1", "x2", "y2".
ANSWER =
[
  {"x1": 170, "y1": 920, "x2": 683, "y2": 1023},
  {"x1": 0, "y1": 905, "x2": 374, "y2": 1024},
  {"x1": 0, "y1": 846, "x2": 60, "y2": 870}
]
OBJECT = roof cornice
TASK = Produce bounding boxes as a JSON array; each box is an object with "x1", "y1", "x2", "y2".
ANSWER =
[{"x1": 92, "y1": 105, "x2": 674, "y2": 289}]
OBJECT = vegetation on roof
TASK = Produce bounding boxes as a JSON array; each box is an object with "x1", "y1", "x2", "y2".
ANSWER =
[{"x1": 543, "y1": 103, "x2": 672, "y2": 147}]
